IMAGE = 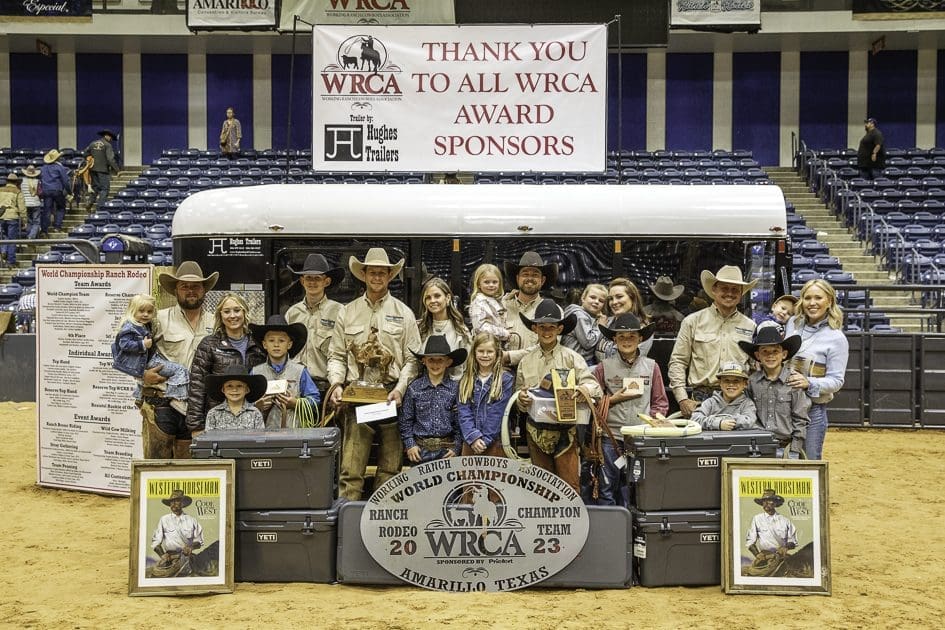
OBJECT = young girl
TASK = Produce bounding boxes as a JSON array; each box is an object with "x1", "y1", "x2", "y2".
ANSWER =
[
  {"x1": 467, "y1": 264, "x2": 510, "y2": 343},
  {"x1": 457, "y1": 333, "x2": 515, "y2": 457},
  {"x1": 562, "y1": 283, "x2": 609, "y2": 365},
  {"x1": 111, "y1": 294, "x2": 190, "y2": 413}
]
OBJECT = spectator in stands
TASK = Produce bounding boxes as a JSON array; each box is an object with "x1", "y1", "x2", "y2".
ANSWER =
[
  {"x1": 417, "y1": 277, "x2": 471, "y2": 380},
  {"x1": 785, "y1": 279, "x2": 849, "y2": 460},
  {"x1": 857, "y1": 117, "x2": 885, "y2": 180},
  {"x1": 0, "y1": 172, "x2": 26, "y2": 268},
  {"x1": 83, "y1": 129, "x2": 120, "y2": 212},
  {"x1": 502, "y1": 251, "x2": 557, "y2": 362},
  {"x1": 220, "y1": 107, "x2": 242, "y2": 158},
  {"x1": 644, "y1": 275, "x2": 686, "y2": 337},
  {"x1": 15, "y1": 286, "x2": 36, "y2": 333},
  {"x1": 562, "y1": 283, "x2": 608, "y2": 366},
  {"x1": 39, "y1": 149, "x2": 70, "y2": 236},
  {"x1": 20, "y1": 165, "x2": 41, "y2": 240},
  {"x1": 668, "y1": 265, "x2": 757, "y2": 418}
]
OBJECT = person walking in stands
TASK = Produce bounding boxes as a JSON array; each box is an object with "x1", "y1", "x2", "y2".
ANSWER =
[
  {"x1": 0, "y1": 173, "x2": 26, "y2": 268},
  {"x1": 39, "y1": 149, "x2": 70, "y2": 235},
  {"x1": 785, "y1": 279, "x2": 848, "y2": 460},
  {"x1": 19, "y1": 165, "x2": 42, "y2": 240},
  {"x1": 83, "y1": 129, "x2": 119, "y2": 211},
  {"x1": 857, "y1": 117, "x2": 885, "y2": 181},
  {"x1": 220, "y1": 107, "x2": 242, "y2": 158}
]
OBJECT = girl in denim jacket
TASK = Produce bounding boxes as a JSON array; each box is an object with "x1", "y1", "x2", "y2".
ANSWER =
[{"x1": 458, "y1": 333, "x2": 515, "y2": 457}]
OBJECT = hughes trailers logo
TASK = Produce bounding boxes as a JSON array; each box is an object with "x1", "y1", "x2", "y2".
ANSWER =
[{"x1": 361, "y1": 456, "x2": 589, "y2": 592}]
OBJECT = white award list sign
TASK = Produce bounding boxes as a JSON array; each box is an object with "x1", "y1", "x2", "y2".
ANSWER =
[{"x1": 36, "y1": 264, "x2": 152, "y2": 496}]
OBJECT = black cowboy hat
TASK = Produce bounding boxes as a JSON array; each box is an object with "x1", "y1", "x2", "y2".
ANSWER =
[
  {"x1": 410, "y1": 334, "x2": 468, "y2": 365},
  {"x1": 291, "y1": 253, "x2": 345, "y2": 285},
  {"x1": 97, "y1": 129, "x2": 118, "y2": 139},
  {"x1": 738, "y1": 322, "x2": 801, "y2": 359},
  {"x1": 249, "y1": 315, "x2": 308, "y2": 359},
  {"x1": 754, "y1": 488, "x2": 785, "y2": 507},
  {"x1": 599, "y1": 313, "x2": 654, "y2": 342},
  {"x1": 503, "y1": 251, "x2": 558, "y2": 286},
  {"x1": 162, "y1": 488, "x2": 192, "y2": 507},
  {"x1": 205, "y1": 364, "x2": 268, "y2": 403},
  {"x1": 519, "y1": 298, "x2": 577, "y2": 336}
]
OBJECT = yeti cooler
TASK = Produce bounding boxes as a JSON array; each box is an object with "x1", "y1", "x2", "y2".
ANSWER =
[
  {"x1": 625, "y1": 429, "x2": 777, "y2": 511},
  {"x1": 236, "y1": 508, "x2": 338, "y2": 582},
  {"x1": 191, "y1": 428, "x2": 340, "y2": 510},
  {"x1": 632, "y1": 508, "x2": 721, "y2": 587}
]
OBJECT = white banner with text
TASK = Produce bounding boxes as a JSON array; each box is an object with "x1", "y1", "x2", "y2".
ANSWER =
[
  {"x1": 187, "y1": 0, "x2": 278, "y2": 30},
  {"x1": 670, "y1": 1, "x2": 761, "y2": 27},
  {"x1": 281, "y1": 0, "x2": 454, "y2": 31}
]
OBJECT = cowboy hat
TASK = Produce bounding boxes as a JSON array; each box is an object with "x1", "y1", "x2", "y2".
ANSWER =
[
  {"x1": 162, "y1": 489, "x2": 193, "y2": 507},
  {"x1": 249, "y1": 314, "x2": 308, "y2": 358},
  {"x1": 291, "y1": 253, "x2": 345, "y2": 285},
  {"x1": 21, "y1": 165, "x2": 40, "y2": 178},
  {"x1": 519, "y1": 298, "x2": 577, "y2": 336},
  {"x1": 738, "y1": 322, "x2": 801, "y2": 359},
  {"x1": 205, "y1": 364, "x2": 268, "y2": 403},
  {"x1": 599, "y1": 313, "x2": 654, "y2": 342},
  {"x1": 158, "y1": 261, "x2": 219, "y2": 294},
  {"x1": 650, "y1": 276, "x2": 684, "y2": 301},
  {"x1": 700, "y1": 265, "x2": 758, "y2": 301},
  {"x1": 754, "y1": 488, "x2": 785, "y2": 507},
  {"x1": 503, "y1": 251, "x2": 558, "y2": 286},
  {"x1": 410, "y1": 334, "x2": 468, "y2": 365},
  {"x1": 6, "y1": 172, "x2": 21, "y2": 183},
  {"x1": 716, "y1": 361, "x2": 749, "y2": 380},
  {"x1": 349, "y1": 247, "x2": 405, "y2": 282},
  {"x1": 43, "y1": 149, "x2": 62, "y2": 164},
  {"x1": 98, "y1": 129, "x2": 118, "y2": 139}
]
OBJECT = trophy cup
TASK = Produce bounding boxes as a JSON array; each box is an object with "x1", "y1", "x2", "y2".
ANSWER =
[{"x1": 341, "y1": 327, "x2": 395, "y2": 403}]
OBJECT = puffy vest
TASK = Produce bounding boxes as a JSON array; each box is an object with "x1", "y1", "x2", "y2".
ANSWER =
[
  {"x1": 252, "y1": 360, "x2": 307, "y2": 429},
  {"x1": 600, "y1": 353, "x2": 655, "y2": 432}
]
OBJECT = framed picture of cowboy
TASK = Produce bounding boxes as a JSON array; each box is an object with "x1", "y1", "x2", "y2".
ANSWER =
[
  {"x1": 128, "y1": 460, "x2": 235, "y2": 596},
  {"x1": 721, "y1": 459, "x2": 831, "y2": 595}
]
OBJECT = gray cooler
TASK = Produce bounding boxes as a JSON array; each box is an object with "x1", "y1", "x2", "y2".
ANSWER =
[
  {"x1": 237, "y1": 507, "x2": 338, "y2": 582},
  {"x1": 192, "y1": 428, "x2": 340, "y2": 510},
  {"x1": 632, "y1": 508, "x2": 721, "y2": 587},
  {"x1": 625, "y1": 429, "x2": 777, "y2": 511}
]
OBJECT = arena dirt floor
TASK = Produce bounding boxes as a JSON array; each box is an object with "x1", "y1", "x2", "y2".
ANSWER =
[{"x1": 1, "y1": 401, "x2": 943, "y2": 629}]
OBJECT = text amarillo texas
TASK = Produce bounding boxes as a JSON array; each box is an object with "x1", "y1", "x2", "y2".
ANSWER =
[{"x1": 362, "y1": 456, "x2": 590, "y2": 592}]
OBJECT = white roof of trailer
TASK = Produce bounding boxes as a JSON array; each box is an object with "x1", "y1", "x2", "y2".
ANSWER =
[{"x1": 172, "y1": 184, "x2": 786, "y2": 239}]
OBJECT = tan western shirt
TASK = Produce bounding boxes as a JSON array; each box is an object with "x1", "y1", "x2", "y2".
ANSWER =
[
  {"x1": 514, "y1": 343, "x2": 602, "y2": 401},
  {"x1": 327, "y1": 292, "x2": 421, "y2": 398},
  {"x1": 667, "y1": 304, "x2": 756, "y2": 402},
  {"x1": 150, "y1": 305, "x2": 215, "y2": 394},
  {"x1": 285, "y1": 295, "x2": 343, "y2": 381}
]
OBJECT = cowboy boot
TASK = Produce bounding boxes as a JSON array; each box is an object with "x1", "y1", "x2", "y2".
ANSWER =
[
  {"x1": 173, "y1": 439, "x2": 192, "y2": 459},
  {"x1": 141, "y1": 404, "x2": 175, "y2": 459}
]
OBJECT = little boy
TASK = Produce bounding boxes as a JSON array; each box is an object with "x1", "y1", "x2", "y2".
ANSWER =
[
  {"x1": 516, "y1": 299, "x2": 603, "y2": 492},
  {"x1": 756, "y1": 294, "x2": 798, "y2": 325},
  {"x1": 250, "y1": 315, "x2": 322, "y2": 429},
  {"x1": 204, "y1": 365, "x2": 267, "y2": 431},
  {"x1": 400, "y1": 335, "x2": 467, "y2": 464},
  {"x1": 739, "y1": 323, "x2": 810, "y2": 458},
  {"x1": 691, "y1": 362, "x2": 758, "y2": 431}
]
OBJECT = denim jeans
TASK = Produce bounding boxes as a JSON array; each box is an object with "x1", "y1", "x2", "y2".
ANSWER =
[
  {"x1": 775, "y1": 447, "x2": 801, "y2": 460},
  {"x1": 580, "y1": 439, "x2": 628, "y2": 507},
  {"x1": 1, "y1": 219, "x2": 20, "y2": 263},
  {"x1": 806, "y1": 403, "x2": 828, "y2": 460},
  {"x1": 25, "y1": 206, "x2": 42, "y2": 239},
  {"x1": 42, "y1": 192, "x2": 65, "y2": 230}
]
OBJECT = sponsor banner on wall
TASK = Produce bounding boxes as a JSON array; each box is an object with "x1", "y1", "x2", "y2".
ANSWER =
[
  {"x1": 280, "y1": 0, "x2": 454, "y2": 31},
  {"x1": 36, "y1": 265, "x2": 152, "y2": 496},
  {"x1": 0, "y1": 0, "x2": 91, "y2": 18},
  {"x1": 312, "y1": 24, "x2": 608, "y2": 172},
  {"x1": 670, "y1": 0, "x2": 761, "y2": 27},
  {"x1": 853, "y1": 0, "x2": 945, "y2": 18},
  {"x1": 187, "y1": 0, "x2": 279, "y2": 30}
]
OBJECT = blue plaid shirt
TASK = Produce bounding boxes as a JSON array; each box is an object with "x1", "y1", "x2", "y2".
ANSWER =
[{"x1": 400, "y1": 374, "x2": 461, "y2": 453}]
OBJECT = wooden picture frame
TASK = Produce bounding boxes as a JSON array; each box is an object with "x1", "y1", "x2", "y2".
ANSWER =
[
  {"x1": 721, "y1": 458, "x2": 831, "y2": 596},
  {"x1": 128, "y1": 459, "x2": 235, "y2": 596}
]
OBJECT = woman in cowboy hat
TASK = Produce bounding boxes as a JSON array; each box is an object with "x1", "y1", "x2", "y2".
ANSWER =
[
  {"x1": 39, "y1": 149, "x2": 70, "y2": 234},
  {"x1": 0, "y1": 173, "x2": 26, "y2": 267},
  {"x1": 644, "y1": 275, "x2": 686, "y2": 337},
  {"x1": 19, "y1": 165, "x2": 41, "y2": 239},
  {"x1": 250, "y1": 315, "x2": 322, "y2": 429},
  {"x1": 204, "y1": 364, "x2": 267, "y2": 431}
]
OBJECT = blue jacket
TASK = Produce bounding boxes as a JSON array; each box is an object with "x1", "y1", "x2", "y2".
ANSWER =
[
  {"x1": 458, "y1": 371, "x2": 515, "y2": 447},
  {"x1": 40, "y1": 162, "x2": 70, "y2": 195},
  {"x1": 112, "y1": 320, "x2": 150, "y2": 378}
]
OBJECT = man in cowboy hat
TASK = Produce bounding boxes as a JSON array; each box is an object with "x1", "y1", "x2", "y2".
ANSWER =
[
  {"x1": 138, "y1": 261, "x2": 217, "y2": 459},
  {"x1": 668, "y1": 265, "x2": 757, "y2": 418},
  {"x1": 0, "y1": 173, "x2": 26, "y2": 268},
  {"x1": 151, "y1": 488, "x2": 204, "y2": 573},
  {"x1": 39, "y1": 149, "x2": 71, "y2": 235},
  {"x1": 83, "y1": 129, "x2": 120, "y2": 211},
  {"x1": 740, "y1": 323, "x2": 809, "y2": 457},
  {"x1": 501, "y1": 251, "x2": 558, "y2": 363},
  {"x1": 515, "y1": 298, "x2": 602, "y2": 492},
  {"x1": 250, "y1": 315, "x2": 321, "y2": 429},
  {"x1": 285, "y1": 253, "x2": 345, "y2": 401},
  {"x1": 745, "y1": 488, "x2": 797, "y2": 561},
  {"x1": 19, "y1": 165, "x2": 42, "y2": 240},
  {"x1": 644, "y1": 276, "x2": 686, "y2": 337},
  {"x1": 327, "y1": 247, "x2": 421, "y2": 500}
]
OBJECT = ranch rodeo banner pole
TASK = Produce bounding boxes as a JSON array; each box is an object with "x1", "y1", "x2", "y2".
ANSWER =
[{"x1": 312, "y1": 23, "x2": 608, "y2": 173}]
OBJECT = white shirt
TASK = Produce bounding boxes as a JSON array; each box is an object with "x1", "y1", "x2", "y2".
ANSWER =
[
  {"x1": 151, "y1": 511, "x2": 204, "y2": 553},
  {"x1": 745, "y1": 510, "x2": 798, "y2": 553}
]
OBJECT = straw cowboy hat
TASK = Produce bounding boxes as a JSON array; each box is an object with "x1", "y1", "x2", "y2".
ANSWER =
[
  {"x1": 205, "y1": 364, "x2": 268, "y2": 403},
  {"x1": 158, "y1": 261, "x2": 219, "y2": 294},
  {"x1": 161, "y1": 489, "x2": 193, "y2": 507},
  {"x1": 291, "y1": 253, "x2": 345, "y2": 285},
  {"x1": 700, "y1": 265, "x2": 758, "y2": 301},
  {"x1": 519, "y1": 298, "x2": 577, "y2": 336},
  {"x1": 503, "y1": 251, "x2": 558, "y2": 285},
  {"x1": 349, "y1": 247, "x2": 404, "y2": 282},
  {"x1": 754, "y1": 488, "x2": 785, "y2": 507},
  {"x1": 738, "y1": 322, "x2": 801, "y2": 359},
  {"x1": 650, "y1": 276, "x2": 685, "y2": 301},
  {"x1": 410, "y1": 334, "x2": 468, "y2": 365},
  {"x1": 43, "y1": 149, "x2": 62, "y2": 164},
  {"x1": 5, "y1": 172, "x2": 21, "y2": 184},
  {"x1": 249, "y1": 314, "x2": 308, "y2": 359},
  {"x1": 599, "y1": 313, "x2": 654, "y2": 342},
  {"x1": 21, "y1": 165, "x2": 40, "y2": 178}
]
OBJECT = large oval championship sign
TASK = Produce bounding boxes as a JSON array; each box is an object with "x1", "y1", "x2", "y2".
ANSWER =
[{"x1": 361, "y1": 456, "x2": 589, "y2": 592}]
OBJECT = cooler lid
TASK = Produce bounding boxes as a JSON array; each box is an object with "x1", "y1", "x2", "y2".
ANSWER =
[
  {"x1": 632, "y1": 508, "x2": 721, "y2": 533},
  {"x1": 237, "y1": 509, "x2": 338, "y2": 531},
  {"x1": 626, "y1": 429, "x2": 777, "y2": 453},
  {"x1": 192, "y1": 427, "x2": 340, "y2": 452}
]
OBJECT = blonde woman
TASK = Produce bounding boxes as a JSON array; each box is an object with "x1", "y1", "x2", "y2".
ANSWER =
[{"x1": 785, "y1": 279, "x2": 848, "y2": 460}]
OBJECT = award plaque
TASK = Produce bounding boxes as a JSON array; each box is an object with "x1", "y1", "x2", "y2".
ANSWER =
[
  {"x1": 551, "y1": 368, "x2": 577, "y2": 423},
  {"x1": 342, "y1": 327, "x2": 394, "y2": 403}
]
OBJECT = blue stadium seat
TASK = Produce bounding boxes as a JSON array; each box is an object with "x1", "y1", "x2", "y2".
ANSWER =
[
  {"x1": 97, "y1": 222, "x2": 121, "y2": 236},
  {"x1": 35, "y1": 251, "x2": 63, "y2": 264},
  {"x1": 823, "y1": 269, "x2": 855, "y2": 284},
  {"x1": 68, "y1": 224, "x2": 95, "y2": 238},
  {"x1": 0, "y1": 283, "x2": 24, "y2": 305},
  {"x1": 13, "y1": 267, "x2": 36, "y2": 287},
  {"x1": 813, "y1": 255, "x2": 842, "y2": 272}
]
